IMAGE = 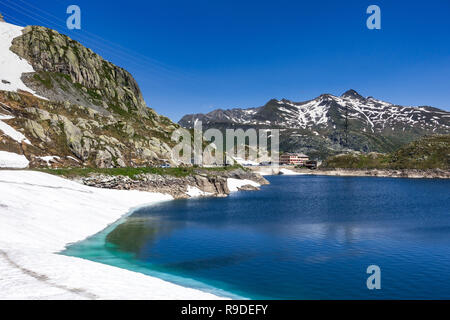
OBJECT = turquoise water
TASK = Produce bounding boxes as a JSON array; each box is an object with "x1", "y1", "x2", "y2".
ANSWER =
[{"x1": 63, "y1": 175, "x2": 450, "y2": 299}]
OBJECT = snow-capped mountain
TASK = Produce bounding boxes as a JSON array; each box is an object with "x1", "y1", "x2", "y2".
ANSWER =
[{"x1": 179, "y1": 90, "x2": 450, "y2": 159}]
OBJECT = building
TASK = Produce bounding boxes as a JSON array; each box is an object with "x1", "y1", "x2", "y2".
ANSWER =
[
  {"x1": 280, "y1": 153, "x2": 309, "y2": 165},
  {"x1": 304, "y1": 160, "x2": 318, "y2": 170}
]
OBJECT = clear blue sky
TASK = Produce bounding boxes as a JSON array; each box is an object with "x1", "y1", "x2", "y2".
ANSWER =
[{"x1": 1, "y1": 0, "x2": 449, "y2": 121}]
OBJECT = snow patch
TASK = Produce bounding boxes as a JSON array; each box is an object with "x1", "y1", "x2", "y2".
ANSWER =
[
  {"x1": 67, "y1": 156, "x2": 80, "y2": 163},
  {"x1": 279, "y1": 168, "x2": 307, "y2": 176},
  {"x1": 0, "y1": 151, "x2": 29, "y2": 168},
  {"x1": 186, "y1": 186, "x2": 212, "y2": 198},
  {"x1": 0, "y1": 117, "x2": 32, "y2": 145},
  {"x1": 38, "y1": 156, "x2": 61, "y2": 166},
  {"x1": 0, "y1": 22, "x2": 45, "y2": 99},
  {"x1": 233, "y1": 157, "x2": 259, "y2": 166},
  {"x1": 0, "y1": 114, "x2": 14, "y2": 120},
  {"x1": 227, "y1": 178, "x2": 260, "y2": 192}
]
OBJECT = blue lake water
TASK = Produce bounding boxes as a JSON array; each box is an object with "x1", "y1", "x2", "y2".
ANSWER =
[{"x1": 63, "y1": 175, "x2": 450, "y2": 299}]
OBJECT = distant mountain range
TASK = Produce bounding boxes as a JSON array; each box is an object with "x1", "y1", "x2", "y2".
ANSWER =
[{"x1": 179, "y1": 90, "x2": 450, "y2": 159}]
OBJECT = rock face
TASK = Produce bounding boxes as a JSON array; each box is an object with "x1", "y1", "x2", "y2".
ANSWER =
[
  {"x1": 0, "y1": 24, "x2": 181, "y2": 168},
  {"x1": 0, "y1": 90, "x2": 176, "y2": 168},
  {"x1": 10, "y1": 26, "x2": 150, "y2": 118},
  {"x1": 0, "y1": 13, "x2": 4, "y2": 22},
  {"x1": 78, "y1": 168, "x2": 269, "y2": 199}
]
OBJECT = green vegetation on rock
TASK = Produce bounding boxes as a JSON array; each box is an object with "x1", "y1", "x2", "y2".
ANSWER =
[
  {"x1": 0, "y1": 25, "x2": 184, "y2": 169},
  {"x1": 322, "y1": 135, "x2": 450, "y2": 170}
]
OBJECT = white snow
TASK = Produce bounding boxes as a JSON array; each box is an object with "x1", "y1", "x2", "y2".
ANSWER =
[
  {"x1": 188, "y1": 92, "x2": 449, "y2": 134},
  {"x1": 38, "y1": 156, "x2": 60, "y2": 166},
  {"x1": 0, "y1": 116, "x2": 32, "y2": 145},
  {"x1": 0, "y1": 151, "x2": 29, "y2": 168},
  {"x1": 0, "y1": 114, "x2": 14, "y2": 120},
  {"x1": 186, "y1": 186, "x2": 212, "y2": 198},
  {"x1": 0, "y1": 171, "x2": 223, "y2": 300},
  {"x1": 279, "y1": 168, "x2": 307, "y2": 176},
  {"x1": 227, "y1": 178, "x2": 260, "y2": 192},
  {"x1": 67, "y1": 156, "x2": 80, "y2": 162},
  {"x1": 255, "y1": 168, "x2": 277, "y2": 176},
  {"x1": 233, "y1": 157, "x2": 260, "y2": 166},
  {"x1": 0, "y1": 21, "x2": 45, "y2": 98}
]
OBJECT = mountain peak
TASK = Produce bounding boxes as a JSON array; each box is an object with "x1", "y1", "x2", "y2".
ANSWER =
[
  {"x1": 342, "y1": 89, "x2": 364, "y2": 100},
  {"x1": 178, "y1": 90, "x2": 450, "y2": 160},
  {"x1": 0, "y1": 13, "x2": 5, "y2": 22}
]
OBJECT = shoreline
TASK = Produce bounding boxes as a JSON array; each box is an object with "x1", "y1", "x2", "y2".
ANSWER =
[
  {"x1": 0, "y1": 170, "x2": 245, "y2": 300},
  {"x1": 251, "y1": 166, "x2": 450, "y2": 179},
  {"x1": 50, "y1": 167, "x2": 269, "y2": 199},
  {"x1": 299, "y1": 168, "x2": 450, "y2": 179}
]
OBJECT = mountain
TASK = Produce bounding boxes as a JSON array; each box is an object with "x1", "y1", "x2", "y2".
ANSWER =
[
  {"x1": 179, "y1": 90, "x2": 450, "y2": 159},
  {"x1": 0, "y1": 20, "x2": 179, "y2": 168}
]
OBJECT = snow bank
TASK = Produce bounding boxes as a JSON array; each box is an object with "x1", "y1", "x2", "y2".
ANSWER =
[
  {"x1": 0, "y1": 151, "x2": 29, "y2": 168},
  {"x1": 233, "y1": 157, "x2": 259, "y2": 166},
  {"x1": 186, "y1": 185, "x2": 212, "y2": 198},
  {"x1": 279, "y1": 168, "x2": 308, "y2": 176},
  {"x1": 0, "y1": 21, "x2": 45, "y2": 98},
  {"x1": 67, "y1": 156, "x2": 80, "y2": 163},
  {"x1": 227, "y1": 178, "x2": 260, "y2": 192},
  {"x1": 38, "y1": 156, "x2": 60, "y2": 166},
  {"x1": 0, "y1": 117, "x2": 32, "y2": 145},
  {"x1": 255, "y1": 167, "x2": 281, "y2": 176},
  {"x1": 0, "y1": 171, "x2": 222, "y2": 300}
]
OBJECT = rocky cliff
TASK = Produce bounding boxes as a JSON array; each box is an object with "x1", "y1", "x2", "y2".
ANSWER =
[
  {"x1": 0, "y1": 90, "x2": 176, "y2": 168},
  {"x1": 10, "y1": 26, "x2": 150, "y2": 118},
  {"x1": 0, "y1": 22, "x2": 180, "y2": 168}
]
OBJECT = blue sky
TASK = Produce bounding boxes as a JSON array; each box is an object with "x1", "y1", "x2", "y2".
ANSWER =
[{"x1": 1, "y1": 0, "x2": 449, "y2": 121}]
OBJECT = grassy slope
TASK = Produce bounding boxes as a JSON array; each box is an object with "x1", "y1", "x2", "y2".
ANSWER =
[{"x1": 322, "y1": 135, "x2": 450, "y2": 170}]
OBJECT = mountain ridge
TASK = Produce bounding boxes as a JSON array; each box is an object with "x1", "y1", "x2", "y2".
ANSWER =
[{"x1": 179, "y1": 90, "x2": 450, "y2": 159}]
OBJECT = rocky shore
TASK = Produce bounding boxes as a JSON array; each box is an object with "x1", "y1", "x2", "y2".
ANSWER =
[{"x1": 76, "y1": 168, "x2": 269, "y2": 199}]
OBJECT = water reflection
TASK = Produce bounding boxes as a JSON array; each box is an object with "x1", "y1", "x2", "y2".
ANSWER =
[{"x1": 106, "y1": 216, "x2": 187, "y2": 260}]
